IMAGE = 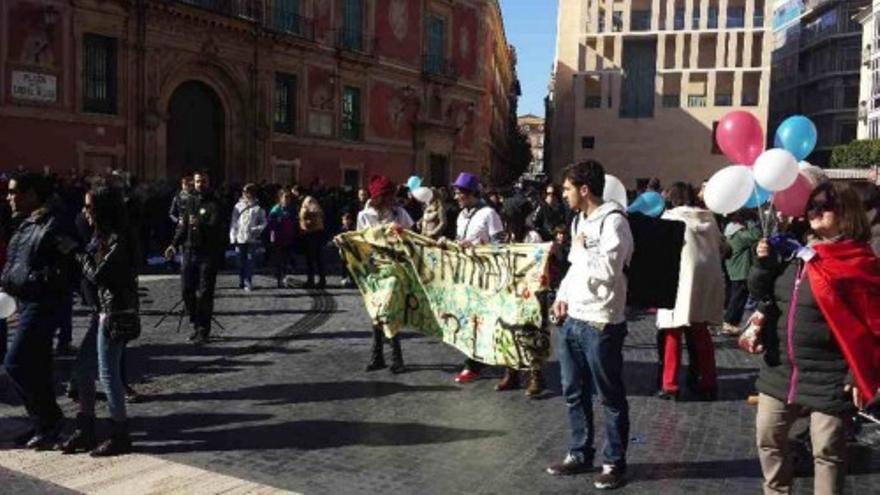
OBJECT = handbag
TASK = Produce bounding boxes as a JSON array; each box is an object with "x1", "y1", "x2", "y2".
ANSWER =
[
  {"x1": 107, "y1": 310, "x2": 141, "y2": 342},
  {"x1": 738, "y1": 311, "x2": 765, "y2": 354}
]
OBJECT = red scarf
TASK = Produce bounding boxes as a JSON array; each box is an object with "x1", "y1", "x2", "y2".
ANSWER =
[{"x1": 807, "y1": 240, "x2": 880, "y2": 404}]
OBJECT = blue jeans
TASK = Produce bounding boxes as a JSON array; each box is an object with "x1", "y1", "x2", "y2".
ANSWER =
[
  {"x1": 236, "y1": 244, "x2": 256, "y2": 287},
  {"x1": 557, "y1": 317, "x2": 630, "y2": 468},
  {"x1": 75, "y1": 313, "x2": 127, "y2": 421},
  {"x1": 4, "y1": 301, "x2": 63, "y2": 431}
]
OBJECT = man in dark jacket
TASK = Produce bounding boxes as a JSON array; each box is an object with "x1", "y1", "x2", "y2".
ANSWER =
[
  {"x1": 2, "y1": 172, "x2": 79, "y2": 449},
  {"x1": 165, "y1": 171, "x2": 223, "y2": 344}
]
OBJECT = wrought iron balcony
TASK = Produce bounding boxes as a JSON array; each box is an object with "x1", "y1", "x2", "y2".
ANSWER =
[
  {"x1": 687, "y1": 95, "x2": 707, "y2": 107},
  {"x1": 177, "y1": 0, "x2": 262, "y2": 21},
  {"x1": 336, "y1": 28, "x2": 374, "y2": 56},
  {"x1": 269, "y1": 12, "x2": 316, "y2": 41},
  {"x1": 422, "y1": 55, "x2": 458, "y2": 80}
]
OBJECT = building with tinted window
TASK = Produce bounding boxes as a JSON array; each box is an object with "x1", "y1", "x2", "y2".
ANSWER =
[{"x1": 547, "y1": 0, "x2": 772, "y2": 187}]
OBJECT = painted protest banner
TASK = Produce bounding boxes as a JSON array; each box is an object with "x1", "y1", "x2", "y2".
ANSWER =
[{"x1": 335, "y1": 227, "x2": 552, "y2": 370}]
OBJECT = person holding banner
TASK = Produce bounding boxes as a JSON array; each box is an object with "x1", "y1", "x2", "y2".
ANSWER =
[
  {"x1": 546, "y1": 160, "x2": 633, "y2": 491},
  {"x1": 446, "y1": 172, "x2": 505, "y2": 384},
  {"x1": 357, "y1": 175, "x2": 414, "y2": 373}
]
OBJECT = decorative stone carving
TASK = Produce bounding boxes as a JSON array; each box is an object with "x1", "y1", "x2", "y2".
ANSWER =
[
  {"x1": 388, "y1": 95, "x2": 405, "y2": 132},
  {"x1": 19, "y1": 16, "x2": 55, "y2": 67},
  {"x1": 311, "y1": 84, "x2": 333, "y2": 109},
  {"x1": 389, "y1": 0, "x2": 408, "y2": 42}
]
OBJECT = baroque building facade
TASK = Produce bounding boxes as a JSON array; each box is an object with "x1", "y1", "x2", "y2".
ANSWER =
[{"x1": 0, "y1": 0, "x2": 519, "y2": 187}]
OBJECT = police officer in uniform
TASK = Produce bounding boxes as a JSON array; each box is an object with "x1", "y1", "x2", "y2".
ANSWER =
[{"x1": 165, "y1": 172, "x2": 223, "y2": 344}]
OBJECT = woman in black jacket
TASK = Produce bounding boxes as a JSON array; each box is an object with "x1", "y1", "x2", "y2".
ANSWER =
[
  {"x1": 60, "y1": 187, "x2": 139, "y2": 456},
  {"x1": 750, "y1": 182, "x2": 876, "y2": 495}
]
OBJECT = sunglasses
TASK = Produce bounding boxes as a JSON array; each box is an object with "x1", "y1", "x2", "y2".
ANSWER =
[{"x1": 806, "y1": 197, "x2": 836, "y2": 217}]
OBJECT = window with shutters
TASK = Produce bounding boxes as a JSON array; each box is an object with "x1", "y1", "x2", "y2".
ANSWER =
[{"x1": 83, "y1": 34, "x2": 117, "y2": 114}]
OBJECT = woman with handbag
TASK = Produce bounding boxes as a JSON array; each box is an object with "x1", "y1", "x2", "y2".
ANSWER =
[{"x1": 60, "y1": 186, "x2": 140, "y2": 456}]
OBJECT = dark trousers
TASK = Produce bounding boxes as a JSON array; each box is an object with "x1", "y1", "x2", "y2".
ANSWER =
[
  {"x1": 182, "y1": 252, "x2": 219, "y2": 336},
  {"x1": 557, "y1": 318, "x2": 629, "y2": 468},
  {"x1": 55, "y1": 291, "x2": 73, "y2": 347},
  {"x1": 271, "y1": 244, "x2": 294, "y2": 282},
  {"x1": 724, "y1": 280, "x2": 750, "y2": 326},
  {"x1": 0, "y1": 318, "x2": 8, "y2": 364},
  {"x1": 4, "y1": 301, "x2": 64, "y2": 431},
  {"x1": 303, "y1": 232, "x2": 326, "y2": 284}
]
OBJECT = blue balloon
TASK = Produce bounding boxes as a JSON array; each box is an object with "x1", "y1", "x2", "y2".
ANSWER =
[
  {"x1": 744, "y1": 184, "x2": 771, "y2": 208},
  {"x1": 627, "y1": 191, "x2": 665, "y2": 218},
  {"x1": 774, "y1": 115, "x2": 817, "y2": 162},
  {"x1": 406, "y1": 176, "x2": 422, "y2": 190}
]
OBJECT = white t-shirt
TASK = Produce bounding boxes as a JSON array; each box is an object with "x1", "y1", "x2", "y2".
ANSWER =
[
  {"x1": 456, "y1": 205, "x2": 504, "y2": 243},
  {"x1": 356, "y1": 202, "x2": 414, "y2": 230}
]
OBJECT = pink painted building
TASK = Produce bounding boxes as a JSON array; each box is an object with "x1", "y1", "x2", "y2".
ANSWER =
[{"x1": 0, "y1": 0, "x2": 519, "y2": 188}]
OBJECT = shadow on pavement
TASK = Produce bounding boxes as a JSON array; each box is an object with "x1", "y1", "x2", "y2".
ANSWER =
[
  {"x1": 147, "y1": 380, "x2": 460, "y2": 405},
  {"x1": 627, "y1": 458, "x2": 762, "y2": 481},
  {"x1": 134, "y1": 415, "x2": 505, "y2": 453}
]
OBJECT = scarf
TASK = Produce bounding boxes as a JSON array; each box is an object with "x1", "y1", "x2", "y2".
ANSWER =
[{"x1": 807, "y1": 240, "x2": 880, "y2": 404}]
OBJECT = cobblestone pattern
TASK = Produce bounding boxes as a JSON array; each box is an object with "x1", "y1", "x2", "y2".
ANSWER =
[{"x1": 1, "y1": 274, "x2": 878, "y2": 494}]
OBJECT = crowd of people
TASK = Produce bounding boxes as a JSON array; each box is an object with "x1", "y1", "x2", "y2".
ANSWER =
[{"x1": 0, "y1": 161, "x2": 877, "y2": 494}]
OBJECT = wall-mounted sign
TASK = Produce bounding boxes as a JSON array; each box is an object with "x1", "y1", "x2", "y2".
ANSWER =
[{"x1": 11, "y1": 70, "x2": 57, "y2": 102}]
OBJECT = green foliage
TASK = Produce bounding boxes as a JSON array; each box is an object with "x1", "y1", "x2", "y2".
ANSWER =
[{"x1": 829, "y1": 140, "x2": 880, "y2": 169}]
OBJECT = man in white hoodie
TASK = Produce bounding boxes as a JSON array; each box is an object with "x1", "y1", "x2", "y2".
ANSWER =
[
  {"x1": 229, "y1": 183, "x2": 267, "y2": 291},
  {"x1": 546, "y1": 160, "x2": 633, "y2": 491}
]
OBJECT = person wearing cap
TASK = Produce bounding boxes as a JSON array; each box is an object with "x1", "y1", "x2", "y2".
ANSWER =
[
  {"x1": 357, "y1": 175, "x2": 414, "y2": 373},
  {"x1": 445, "y1": 172, "x2": 505, "y2": 384}
]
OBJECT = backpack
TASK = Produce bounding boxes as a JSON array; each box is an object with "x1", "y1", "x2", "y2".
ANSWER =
[{"x1": 572, "y1": 210, "x2": 684, "y2": 309}]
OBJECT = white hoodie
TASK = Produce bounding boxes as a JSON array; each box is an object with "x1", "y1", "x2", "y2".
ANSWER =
[
  {"x1": 556, "y1": 201, "x2": 634, "y2": 325},
  {"x1": 229, "y1": 198, "x2": 267, "y2": 245}
]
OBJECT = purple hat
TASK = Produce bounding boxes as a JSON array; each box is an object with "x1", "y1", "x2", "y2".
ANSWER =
[{"x1": 452, "y1": 172, "x2": 480, "y2": 192}]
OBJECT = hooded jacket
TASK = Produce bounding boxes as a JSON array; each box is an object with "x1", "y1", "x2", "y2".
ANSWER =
[
  {"x1": 556, "y1": 201, "x2": 633, "y2": 325},
  {"x1": 656, "y1": 206, "x2": 726, "y2": 329},
  {"x1": 229, "y1": 197, "x2": 267, "y2": 245}
]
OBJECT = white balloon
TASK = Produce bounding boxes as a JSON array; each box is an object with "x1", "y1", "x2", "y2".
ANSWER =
[
  {"x1": 754, "y1": 148, "x2": 799, "y2": 192},
  {"x1": 704, "y1": 165, "x2": 755, "y2": 215},
  {"x1": 0, "y1": 292, "x2": 16, "y2": 319},
  {"x1": 412, "y1": 187, "x2": 433, "y2": 204},
  {"x1": 603, "y1": 174, "x2": 628, "y2": 208}
]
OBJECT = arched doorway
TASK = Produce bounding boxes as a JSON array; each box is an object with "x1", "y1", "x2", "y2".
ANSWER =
[{"x1": 166, "y1": 81, "x2": 225, "y2": 183}]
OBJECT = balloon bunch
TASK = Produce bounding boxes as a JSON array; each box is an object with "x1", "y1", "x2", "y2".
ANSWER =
[
  {"x1": 704, "y1": 112, "x2": 820, "y2": 234},
  {"x1": 406, "y1": 175, "x2": 434, "y2": 204}
]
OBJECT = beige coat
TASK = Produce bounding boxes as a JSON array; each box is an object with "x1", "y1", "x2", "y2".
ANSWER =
[{"x1": 656, "y1": 206, "x2": 726, "y2": 329}]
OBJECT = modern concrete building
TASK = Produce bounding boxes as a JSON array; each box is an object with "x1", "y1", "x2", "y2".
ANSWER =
[
  {"x1": 856, "y1": 0, "x2": 880, "y2": 139},
  {"x1": 769, "y1": 0, "x2": 866, "y2": 165},
  {"x1": 517, "y1": 113, "x2": 545, "y2": 176},
  {"x1": 547, "y1": 0, "x2": 772, "y2": 188},
  {"x1": 0, "y1": 0, "x2": 520, "y2": 187}
]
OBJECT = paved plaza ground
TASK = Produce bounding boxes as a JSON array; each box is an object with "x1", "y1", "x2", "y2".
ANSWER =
[{"x1": 0, "y1": 272, "x2": 878, "y2": 494}]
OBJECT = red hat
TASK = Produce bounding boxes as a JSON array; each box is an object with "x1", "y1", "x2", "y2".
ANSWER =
[{"x1": 368, "y1": 175, "x2": 395, "y2": 199}]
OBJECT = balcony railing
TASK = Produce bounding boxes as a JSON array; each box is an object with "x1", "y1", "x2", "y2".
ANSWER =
[
  {"x1": 585, "y1": 95, "x2": 603, "y2": 108},
  {"x1": 337, "y1": 28, "x2": 374, "y2": 55},
  {"x1": 715, "y1": 94, "x2": 733, "y2": 106},
  {"x1": 341, "y1": 119, "x2": 363, "y2": 141},
  {"x1": 662, "y1": 94, "x2": 680, "y2": 107},
  {"x1": 175, "y1": 1, "x2": 316, "y2": 41},
  {"x1": 687, "y1": 95, "x2": 707, "y2": 107},
  {"x1": 422, "y1": 54, "x2": 458, "y2": 80}
]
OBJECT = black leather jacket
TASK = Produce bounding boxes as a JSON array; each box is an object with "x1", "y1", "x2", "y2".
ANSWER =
[
  {"x1": 76, "y1": 232, "x2": 138, "y2": 314},
  {"x1": 171, "y1": 190, "x2": 224, "y2": 257},
  {"x1": 1, "y1": 207, "x2": 78, "y2": 301}
]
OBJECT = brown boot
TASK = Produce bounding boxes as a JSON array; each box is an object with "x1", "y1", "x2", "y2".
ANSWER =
[
  {"x1": 494, "y1": 368, "x2": 520, "y2": 391},
  {"x1": 525, "y1": 369, "x2": 544, "y2": 398}
]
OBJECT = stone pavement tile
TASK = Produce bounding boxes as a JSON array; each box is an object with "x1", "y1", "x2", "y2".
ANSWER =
[{"x1": 0, "y1": 274, "x2": 877, "y2": 494}]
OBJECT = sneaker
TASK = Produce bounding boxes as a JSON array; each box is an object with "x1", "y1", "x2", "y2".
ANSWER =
[
  {"x1": 722, "y1": 323, "x2": 741, "y2": 336},
  {"x1": 656, "y1": 389, "x2": 678, "y2": 401},
  {"x1": 546, "y1": 452, "x2": 591, "y2": 476},
  {"x1": 454, "y1": 369, "x2": 479, "y2": 384},
  {"x1": 594, "y1": 464, "x2": 626, "y2": 490}
]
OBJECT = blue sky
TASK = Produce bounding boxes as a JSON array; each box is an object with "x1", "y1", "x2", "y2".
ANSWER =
[{"x1": 499, "y1": 0, "x2": 558, "y2": 118}]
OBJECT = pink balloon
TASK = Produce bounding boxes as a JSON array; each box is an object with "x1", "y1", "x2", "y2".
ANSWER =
[
  {"x1": 716, "y1": 111, "x2": 765, "y2": 166},
  {"x1": 772, "y1": 173, "x2": 813, "y2": 217}
]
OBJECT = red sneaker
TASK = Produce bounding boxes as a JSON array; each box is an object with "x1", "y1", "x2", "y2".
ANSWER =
[{"x1": 455, "y1": 369, "x2": 479, "y2": 383}]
